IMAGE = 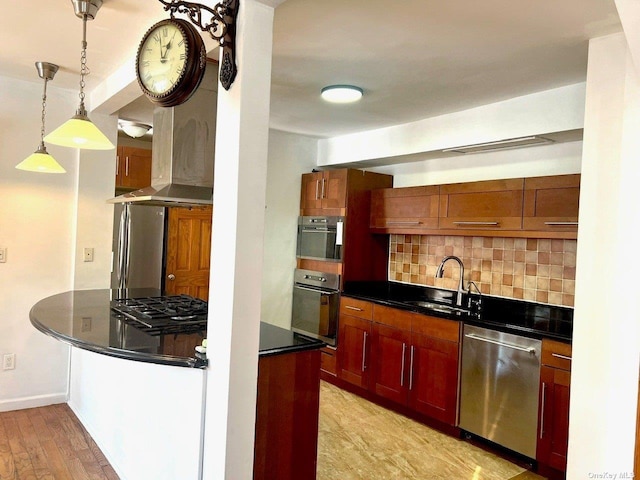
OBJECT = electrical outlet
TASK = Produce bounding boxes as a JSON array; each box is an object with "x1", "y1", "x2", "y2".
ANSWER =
[
  {"x1": 83, "y1": 247, "x2": 94, "y2": 262},
  {"x1": 3, "y1": 354, "x2": 15, "y2": 370},
  {"x1": 0, "y1": 247, "x2": 6, "y2": 263},
  {"x1": 81, "y1": 317, "x2": 92, "y2": 332}
]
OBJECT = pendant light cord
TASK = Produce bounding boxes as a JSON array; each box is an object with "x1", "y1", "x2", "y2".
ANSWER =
[
  {"x1": 39, "y1": 77, "x2": 49, "y2": 146},
  {"x1": 77, "y1": 14, "x2": 89, "y2": 115}
]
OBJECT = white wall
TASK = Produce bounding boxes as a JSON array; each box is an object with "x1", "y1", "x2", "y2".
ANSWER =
[
  {"x1": 568, "y1": 32, "x2": 640, "y2": 477},
  {"x1": 0, "y1": 75, "x2": 77, "y2": 411},
  {"x1": 261, "y1": 129, "x2": 318, "y2": 328}
]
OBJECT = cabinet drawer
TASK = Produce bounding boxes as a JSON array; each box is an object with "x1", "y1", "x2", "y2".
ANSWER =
[
  {"x1": 541, "y1": 339, "x2": 572, "y2": 370},
  {"x1": 372, "y1": 304, "x2": 413, "y2": 330},
  {"x1": 340, "y1": 297, "x2": 373, "y2": 320},
  {"x1": 411, "y1": 315, "x2": 460, "y2": 343},
  {"x1": 320, "y1": 346, "x2": 337, "y2": 376}
]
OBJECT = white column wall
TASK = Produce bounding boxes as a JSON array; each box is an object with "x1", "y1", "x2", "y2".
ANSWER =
[
  {"x1": 568, "y1": 32, "x2": 640, "y2": 477},
  {"x1": 261, "y1": 129, "x2": 317, "y2": 329},
  {"x1": 203, "y1": 1, "x2": 277, "y2": 478},
  {"x1": 0, "y1": 75, "x2": 77, "y2": 411}
]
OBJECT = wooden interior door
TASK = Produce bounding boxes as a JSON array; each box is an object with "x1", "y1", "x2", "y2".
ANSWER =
[{"x1": 165, "y1": 206, "x2": 212, "y2": 301}]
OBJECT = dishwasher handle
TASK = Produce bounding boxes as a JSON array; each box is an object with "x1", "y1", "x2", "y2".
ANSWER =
[{"x1": 464, "y1": 333, "x2": 537, "y2": 354}]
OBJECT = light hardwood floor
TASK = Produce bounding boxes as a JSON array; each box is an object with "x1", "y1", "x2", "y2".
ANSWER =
[
  {"x1": 316, "y1": 381, "x2": 546, "y2": 480},
  {"x1": 1, "y1": 382, "x2": 546, "y2": 480},
  {"x1": 0, "y1": 403, "x2": 118, "y2": 480}
]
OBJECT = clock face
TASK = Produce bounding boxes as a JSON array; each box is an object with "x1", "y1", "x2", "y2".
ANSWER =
[
  {"x1": 138, "y1": 21, "x2": 188, "y2": 96},
  {"x1": 136, "y1": 19, "x2": 206, "y2": 107}
]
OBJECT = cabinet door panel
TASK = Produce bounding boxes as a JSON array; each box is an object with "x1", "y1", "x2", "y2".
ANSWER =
[
  {"x1": 523, "y1": 174, "x2": 580, "y2": 232},
  {"x1": 300, "y1": 172, "x2": 322, "y2": 211},
  {"x1": 337, "y1": 315, "x2": 371, "y2": 389},
  {"x1": 538, "y1": 366, "x2": 570, "y2": 472},
  {"x1": 439, "y1": 179, "x2": 524, "y2": 230},
  {"x1": 322, "y1": 170, "x2": 348, "y2": 209},
  {"x1": 370, "y1": 186, "x2": 440, "y2": 231},
  {"x1": 371, "y1": 324, "x2": 410, "y2": 405},
  {"x1": 409, "y1": 333, "x2": 459, "y2": 425}
]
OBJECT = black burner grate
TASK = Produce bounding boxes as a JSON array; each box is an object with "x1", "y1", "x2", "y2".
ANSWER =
[{"x1": 111, "y1": 295, "x2": 208, "y2": 336}]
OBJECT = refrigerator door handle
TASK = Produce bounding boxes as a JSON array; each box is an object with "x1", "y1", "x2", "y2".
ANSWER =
[{"x1": 117, "y1": 204, "x2": 131, "y2": 290}]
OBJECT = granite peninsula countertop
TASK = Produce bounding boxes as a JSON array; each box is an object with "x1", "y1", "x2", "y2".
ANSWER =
[{"x1": 30, "y1": 289, "x2": 324, "y2": 369}]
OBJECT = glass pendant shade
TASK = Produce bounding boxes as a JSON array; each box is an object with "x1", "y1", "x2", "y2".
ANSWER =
[
  {"x1": 45, "y1": 111, "x2": 115, "y2": 150},
  {"x1": 46, "y1": 0, "x2": 114, "y2": 151},
  {"x1": 16, "y1": 61, "x2": 66, "y2": 174},
  {"x1": 16, "y1": 144, "x2": 66, "y2": 174}
]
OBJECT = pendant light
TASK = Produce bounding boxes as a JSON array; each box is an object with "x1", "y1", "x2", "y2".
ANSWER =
[
  {"x1": 44, "y1": 0, "x2": 114, "y2": 150},
  {"x1": 16, "y1": 62, "x2": 66, "y2": 174}
]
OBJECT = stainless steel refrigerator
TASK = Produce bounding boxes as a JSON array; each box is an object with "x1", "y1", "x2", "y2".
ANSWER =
[{"x1": 111, "y1": 203, "x2": 166, "y2": 290}]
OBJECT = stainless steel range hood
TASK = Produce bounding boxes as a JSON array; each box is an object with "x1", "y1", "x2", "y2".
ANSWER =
[{"x1": 109, "y1": 64, "x2": 217, "y2": 207}]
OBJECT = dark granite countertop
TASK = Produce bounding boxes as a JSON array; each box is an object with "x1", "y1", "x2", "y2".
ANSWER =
[
  {"x1": 30, "y1": 289, "x2": 324, "y2": 369},
  {"x1": 342, "y1": 281, "x2": 573, "y2": 342}
]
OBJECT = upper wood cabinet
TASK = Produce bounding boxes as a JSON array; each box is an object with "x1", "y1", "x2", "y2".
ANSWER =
[
  {"x1": 370, "y1": 186, "x2": 440, "y2": 232},
  {"x1": 300, "y1": 170, "x2": 348, "y2": 214},
  {"x1": 116, "y1": 146, "x2": 152, "y2": 190},
  {"x1": 523, "y1": 174, "x2": 580, "y2": 233},
  {"x1": 439, "y1": 178, "x2": 525, "y2": 231},
  {"x1": 368, "y1": 174, "x2": 580, "y2": 239}
]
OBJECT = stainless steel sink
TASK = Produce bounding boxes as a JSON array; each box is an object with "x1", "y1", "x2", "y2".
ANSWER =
[{"x1": 404, "y1": 300, "x2": 470, "y2": 315}]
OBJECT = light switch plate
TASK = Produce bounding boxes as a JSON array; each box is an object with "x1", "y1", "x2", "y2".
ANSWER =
[
  {"x1": 0, "y1": 247, "x2": 6, "y2": 263},
  {"x1": 83, "y1": 247, "x2": 94, "y2": 262}
]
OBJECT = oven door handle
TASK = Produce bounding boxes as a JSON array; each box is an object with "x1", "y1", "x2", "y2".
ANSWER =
[
  {"x1": 301, "y1": 227, "x2": 334, "y2": 232},
  {"x1": 293, "y1": 285, "x2": 339, "y2": 295}
]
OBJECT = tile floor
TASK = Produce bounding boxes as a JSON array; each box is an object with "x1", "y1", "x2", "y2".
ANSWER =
[{"x1": 316, "y1": 381, "x2": 546, "y2": 480}]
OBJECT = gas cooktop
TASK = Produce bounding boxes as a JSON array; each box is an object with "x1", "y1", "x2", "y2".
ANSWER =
[{"x1": 110, "y1": 295, "x2": 208, "y2": 336}]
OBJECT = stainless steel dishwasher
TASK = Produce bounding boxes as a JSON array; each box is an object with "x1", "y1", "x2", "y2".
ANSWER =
[{"x1": 459, "y1": 324, "x2": 542, "y2": 459}]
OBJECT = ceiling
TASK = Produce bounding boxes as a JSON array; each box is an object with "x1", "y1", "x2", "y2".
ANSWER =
[{"x1": 0, "y1": 0, "x2": 622, "y2": 139}]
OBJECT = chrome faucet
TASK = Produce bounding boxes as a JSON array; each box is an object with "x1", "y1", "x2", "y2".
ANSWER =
[{"x1": 435, "y1": 256, "x2": 465, "y2": 306}]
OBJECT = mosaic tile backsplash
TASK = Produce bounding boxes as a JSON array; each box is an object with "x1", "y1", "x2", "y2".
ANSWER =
[{"x1": 389, "y1": 235, "x2": 577, "y2": 307}]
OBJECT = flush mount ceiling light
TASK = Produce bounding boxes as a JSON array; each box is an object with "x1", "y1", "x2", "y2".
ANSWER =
[
  {"x1": 321, "y1": 85, "x2": 363, "y2": 103},
  {"x1": 45, "y1": 0, "x2": 114, "y2": 150},
  {"x1": 16, "y1": 62, "x2": 66, "y2": 174},
  {"x1": 442, "y1": 136, "x2": 554, "y2": 154},
  {"x1": 118, "y1": 120, "x2": 152, "y2": 138}
]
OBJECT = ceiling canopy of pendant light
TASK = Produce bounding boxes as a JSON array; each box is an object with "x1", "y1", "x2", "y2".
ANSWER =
[
  {"x1": 44, "y1": 0, "x2": 114, "y2": 151},
  {"x1": 16, "y1": 62, "x2": 66, "y2": 174}
]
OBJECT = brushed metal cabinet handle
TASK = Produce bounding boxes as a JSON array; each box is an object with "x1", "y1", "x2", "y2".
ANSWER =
[
  {"x1": 400, "y1": 343, "x2": 407, "y2": 387},
  {"x1": 544, "y1": 222, "x2": 579, "y2": 226},
  {"x1": 386, "y1": 221, "x2": 422, "y2": 225},
  {"x1": 552, "y1": 353, "x2": 572, "y2": 361},
  {"x1": 345, "y1": 305, "x2": 364, "y2": 311},
  {"x1": 321, "y1": 178, "x2": 326, "y2": 199},
  {"x1": 315, "y1": 180, "x2": 320, "y2": 200},
  {"x1": 125, "y1": 157, "x2": 130, "y2": 176},
  {"x1": 409, "y1": 345, "x2": 415, "y2": 391},
  {"x1": 362, "y1": 332, "x2": 368, "y2": 372},
  {"x1": 539, "y1": 382, "x2": 547, "y2": 439},
  {"x1": 453, "y1": 221, "x2": 499, "y2": 226}
]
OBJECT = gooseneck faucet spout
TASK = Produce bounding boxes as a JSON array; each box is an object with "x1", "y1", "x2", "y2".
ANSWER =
[{"x1": 435, "y1": 255, "x2": 465, "y2": 306}]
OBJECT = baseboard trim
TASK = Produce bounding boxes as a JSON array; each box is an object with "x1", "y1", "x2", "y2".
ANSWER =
[{"x1": 0, "y1": 393, "x2": 68, "y2": 412}]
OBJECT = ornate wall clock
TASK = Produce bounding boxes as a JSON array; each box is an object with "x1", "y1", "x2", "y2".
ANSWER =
[{"x1": 136, "y1": 18, "x2": 207, "y2": 107}]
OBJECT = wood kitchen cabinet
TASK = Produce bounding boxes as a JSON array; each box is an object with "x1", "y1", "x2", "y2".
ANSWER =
[
  {"x1": 523, "y1": 174, "x2": 580, "y2": 233},
  {"x1": 116, "y1": 146, "x2": 152, "y2": 190},
  {"x1": 439, "y1": 178, "x2": 525, "y2": 231},
  {"x1": 337, "y1": 300, "x2": 461, "y2": 427},
  {"x1": 370, "y1": 185, "x2": 440, "y2": 232},
  {"x1": 537, "y1": 339, "x2": 572, "y2": 475},
  {"x1": 297, "y1": 168, "x2": 393, "y2": 283},
  {"x1": 300, "y1": 169, "x2": 348, "y2": 215},
  {"x1": 337, "y1": 297, "x2": 373, "y2": 389},
  {"x1": 370, "y1": 304, "x2": 460, "y2": 426}
]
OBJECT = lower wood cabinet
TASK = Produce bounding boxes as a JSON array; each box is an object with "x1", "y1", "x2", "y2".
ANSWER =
[
  {"x1": 537, "y1": 339, "x2": 572, "y2": 474},
  {"x1": 337, "y1": 297, "x2": 461, "y2": 427}
]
